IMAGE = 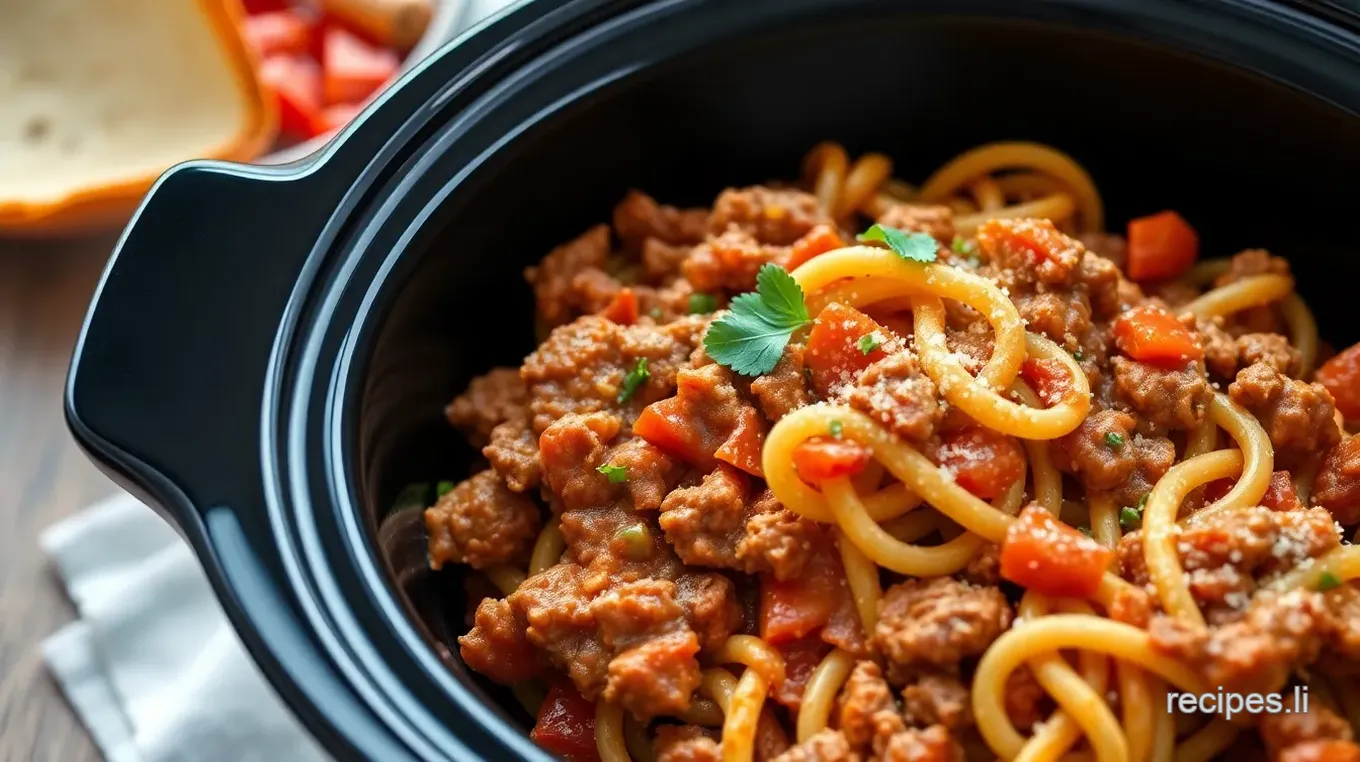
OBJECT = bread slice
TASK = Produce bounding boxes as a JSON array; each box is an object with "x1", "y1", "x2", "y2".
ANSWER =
[{"x1": 0, "y1": 0, "x2": 258, "y2": 207}]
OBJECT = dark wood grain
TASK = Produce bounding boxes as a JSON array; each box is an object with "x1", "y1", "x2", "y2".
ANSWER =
[{"x1": 0, "y1": 235, "x2": 121, "y2": 762}]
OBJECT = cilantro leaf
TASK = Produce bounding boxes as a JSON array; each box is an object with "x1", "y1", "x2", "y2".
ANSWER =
[
  {"x1": 829, "y1": 420, "x2": 844, "y2": 439},
  {"x1": 1318, "y1": 571, "x2": 1342, "y2": 591},
  {"x1": 704, "y1": 264, "x2": 810, "y2": 376},
  {"x1": 1105, "y1": 431, "x2": 1126, "y2": 449},
  {"x1": 857, "y1": 224, "x2": 938, "y2": 263},
  {"x1": 436, "y1": 480, "x2": 455, "y2": 497},
  {"x1": 618, "y1": 358, "x2": 650, "y2": 403},
  {"x1": 857, "y1": 332, "x2": 882, "y2": 355},
  {"x1": 597, "y1": 463, "x2": 628, "y2": 483},
  {"x1": 689, "y1": 292, "x2": 718, "y2": 314},
  {"x1": 1119, "y1": 506, "x2": 1142, "y2": 529}
]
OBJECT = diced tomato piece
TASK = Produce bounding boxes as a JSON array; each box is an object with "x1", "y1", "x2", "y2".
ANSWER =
[
  {"x1": 600, "y1": 288, "x2": 639, "y2": 325},
  {"x1": 323, "y1": 26, "x2": 400, "y2": 106},
  {"x1": 1001, "y1": 504, "x2": 1113, "y2": 598},
  {"x1": 1204, "y1": 471, "x2": 1301, "y2": 512},
  {"x1": 770, "y1": 638, "x2": 832, "y2": 710},
  {"x1": 1317, "y1": 342, "x2": 1360, "y2": 421},
  {"x1": 805, "y1": 303, "x2": 893, "y2": 396},
  {"x1": 715, "y1": 406, "x2": 766, "y2": 477},
  {"x1": 936, "y1": 427, "x2": 1024, "y2": 500},
  {"x1": 787, "y1": 224, "x2": 847, "y2": 270},
  {"x1": 243, "y1": 10, "x2": 315, "y2": 57},
  {"x1": 531, "y1": 680, "x2": 601, "y2": 762},
  {"x1": 1019, "y1": 357, "x2": 1074, "y2": 406},
  {"x1": 1126, "y1": 211, "x2": 1199, "y2": 282},
  {"x1": 312, "y1": 102, "x2": 363, "y2": 135},
  {"x1": 1113, "y1": 304, "x2": 1204, "y2": 365},
  {"x1": 793, "y1": 438, "x2": 872, "y2": 484},
  {"x1": 760, "y1": 533, "x2": 850, "y2": 644},
  {"x1": 257, "y1": 55, "x2": 324, "y2": 140},
  {"x1": 975, "y1": 217, "x2": 1078, "y2": 269},
  {"x1": 635, "y1": 368, "x2": 767, "y2": 478},
  {"x1": 242, "y1": 0, "x2": 289, "y2": 13}
]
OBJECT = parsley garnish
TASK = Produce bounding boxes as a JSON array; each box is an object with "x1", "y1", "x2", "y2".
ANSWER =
[
  {"x1": 436, "y1": 480, "x2": 454, "y2": 497},
  {"x1": 1318, "y1": 571, "x2": 1342, "y2": 591},
  {"x1": 857, "y1": 332, "x2": 883, "y2": 355},
  {"x1": 597, "y1": 463, "x2": 628, "y2": 483},
  {"x1": 857, "y1": 224, "x2": 938, "y2": 263},
  {"x1": 704, "y1": 264, "x2": 811, "y2": 376},
  {"x1": 618, "y1": 358, "x2": 650, "y2": 403},
  {"x1": 951, "y1": 236, "x2": 973, "y2": 255},
  {"x1": 829, "y1": 420, "x2": 844, "y2": 439},
  {"x1": 689, "y1": 293, "x2": 718, "y2": 315},
  {"x1": 1072, "y1": 347, "x2": 1085, "y2": 361},
  {"x1": 1120, "y1": 506, "x2": 1142, "y2": 529},
  {"x1": 1105, "y1": 432, "x2": 1126, "y2": 449},
  {"x1": 648, "y1": 307, "x2": 663, "y2": 320},
  {"x1": 1136, "y1": 494, "x2": 1149, "y2": 511}
]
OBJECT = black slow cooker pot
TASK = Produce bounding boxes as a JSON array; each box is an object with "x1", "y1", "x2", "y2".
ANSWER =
[{"x1": 65, "y1": 0, "x2": 1360, "y2": 759}]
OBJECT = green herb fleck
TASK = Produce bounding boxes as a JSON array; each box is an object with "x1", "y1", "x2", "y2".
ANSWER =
[
  {"x1": 829, "y1": 420, "x2": 844, "y2": 439},
  {"x1": 597, "y1": 463, "x2": 628, "y2": 484},
  {"x1": 951, "y1": 236, "x2": 974, "y2": 255},
  {"x1": 436, "y1": 480, "x2": 455, "y2": 497},
  {"x1": 1318, "y1": 571, "x2": 1342, "y2": 591},
  {"x1": 648, "y1": 307, "x2": 664, "y2": 320},
  {"x1": 616, "y1": 523, "x2": 653, "y2": 560},
  {"x1": 1072, "y1": 347, "x2": 1085, "y2": 361},
  {"x1": 1105, "y1": 431, "x2": 1126, "y2": 449},
  {"x1": 857, "y1": 224, "x2": 939, "y2": 263},
  {"x1": 1136, "y1": 493, "x2": 1150, "y2": 511},
  {"x1": 1120, "y1": 506, "x2": 1142, "y2": 529},
  {"x1": 1078, "y1": 526, "x2": 1093, "y2": 537},
  {"x1": 857, "y1": 332, "x2": 883, "y2": 355},
  {"x1": 618, "y1": 358, "x2": 650, "y2": 403},
  {"x1": 688, "y1": 292, "x2": 718, "y2": 315},
  {"x1": 703, "y1": 263, "x2": 811, "y2": 376}
]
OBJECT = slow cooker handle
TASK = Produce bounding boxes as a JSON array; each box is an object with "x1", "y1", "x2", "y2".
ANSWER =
[{"x1": 65, "y1": 160, "x2": 423, "y2": 761}]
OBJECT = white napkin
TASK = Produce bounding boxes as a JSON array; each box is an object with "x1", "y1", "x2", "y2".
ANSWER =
[
  {"x1": 42, "y1": 494, "x2": 332, "y2": 762},
  {"x1": 43, "y1": 0, "x2": 529, "y2": 758}
]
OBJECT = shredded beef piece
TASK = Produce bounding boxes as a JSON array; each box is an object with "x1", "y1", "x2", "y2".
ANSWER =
[
  {"x1": 750, "y1": 345, "x2": 814, "y2": 422},
  {"x1": 962, "y1": 544, "x2": 1001, "y2": 586},
  {"x1": 613, "y1": 190, "x2": 707, "y2": 251},
  {"x1": 1200, "y1": 318, "x2": 1241, "y2": 380},
  {"x1": 683, "y1": 227, "x2": 791, "y2": 293},
  {"x1": 1078, "y1": 232, "x2": 1127, "y2": 270},
  {"x1": 659, "y1": 465, "x2": 755, "y2": 570},
  {"x1": 879, "y1": 725, "x2": 965, "y2": 762},
  {"x1": 1149, "y1": 589, "x2": 1327, "y2": 695},
  {"x1": 604, "y1": 629, "x2": 702, "y2": 718},
  {"x1": 643, "y1": 362, "x2": 768, "y2": 475},
  {"x1": 977, "y1": 217, "x2": 1084, "y2": 288},
  {"x1": 458, "y1": 597, "x2": 540, "y2": 683},
  {"x1": 901, "y1": 674, "x2": 972, "y2": 730},
  {"x1": 876, "y1": 203, "x2": 955, "y2": 242},
  {"x1": 484, "y1": 419, "x2": 540, "y2": 492},
  {"x1": 674, "y1": 573, "x2": 742, "y2": 653},
  {"x1": 642, "y1": 238, "x2": 697, "y2": 282},
  {"x1": 539, "y1": 411, "x2": 623, "y2": 515},
  {"x1": 771, "y1": 730, "x2": 859, "y2": 762},
  {"x1": 1215, "y1": 248, "x2": 1291, "y2": 287},
  {"x1": 1230, "y1": 362, "x2": 1341, "y2": 465},
  {"x1": 1314, "y1": 436, "x2": 1360, "y2": 525},
  {"x1": 425, "y1": 470, "x2": 540, "y2": 570},
  {"x1": 1111, "y1": 357, "x2": 1211, "y2": 434},
  {"x1": 1076, "y1": 250, "x2": 1127, "y2": 321},
  {"x1": 1238, "y1": 333, "x2": 1302, "y2": 378},
  {"x1": 1003, "y1": 666, "x2": 1048, "y2": 732},
  {"x1": 837, "y1": 661, "x2": 898, "y2": 749},
  {"x1": 874, "y1": 578, "x2": 1013, "y2": 682},
  {"x1": 1322, "y1": 585, "x2": 1360, "y2": 668},
  {"x1": 524, "y1": 225, "x2": 615, "y2": 328},
  {"x1": 446, "y1": 367, "x2": 527, "y2": 446},
  {"x1": 1261, "y1": 701, "x2": 1357, "y2": 762},
  {"x1": 1108, "y1": 435, "x2": 1175, "y2": 510},
  {"x1": 511, "y1": 562, "x2": 614, "y2": 694},
  {"x1": 843, "y1": 351, "x2": 941, "y2": 442},
  {"x1": 709, "y1": 186, "x2": 824, "y2": 245},
  {"x1": 1014, "y1": 290, "x2": 1092, "y2": 347},
  {"x1": 736, "y1": 490, "x2": 819, "y2": 580},
  {"x1": 522, "y1": 315, "x2": 706, "y2": 434},
  {"x1": 655, "y1": 726, "x2": 721, "y2": 762},
  {"x1": 1053, "y1": 409, "x2": 1138, "y2": 490}
]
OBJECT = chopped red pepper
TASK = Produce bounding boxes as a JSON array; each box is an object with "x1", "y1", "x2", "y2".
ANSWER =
[
  {"x1": 243, "y1": 10, "x2": 316, "y2": 58},
  {"x1": 769, "y1": 637, "x2": 832, "y2": 710},
  {"x1": 936, "y1": 427, "x2": 1024, "y2": 500},
  {"x1": 634, "y1": 367, "x2": 767, "y2": 478},
  {"x1": 312, "y1": 102, "x2": 363, "y2": 135},
  {"x1": 792, "y1": 438, "x2": 872, "y2": 484},
  {"x1": 1000, "y1": 504, "x2": 1113, "y2": 598},
  {"x1": 1126, "y1": 211, "x2": 1199, "y2": 282},
  {"x1": 1317, "y1": 342, "x2": 1360, "y2": 421},
  {"x1": 257, "y1": 54, "x2": 325, "y2": 140},
  {"x1": 760, "y1": 532, "x2": 851, "y2": 644},
  {"x1": 786, "y1": 224, "x2": 847, "y2": 270},
  {"x1": 1019, "y1": 357, "x2": 1074, "y2": 406},
  {"x1": 1203, "y1": 471, "x2": 1300, "y2": 512},
  {"x1": 805, "y1": 303, "x2": 893, "y2": 396},
  {"x1": 714, "y1": 406, "x2": 766, "y2": 477},
  {"x1": 976, "y1": 217, "x2": 1080, "y2": 271},
  {"x1": 1113, "y1": 304, "x2": 1204, "y2": 365},
  {"x1": 531, "y1": 680, "x2": 601, "y2": 762}
]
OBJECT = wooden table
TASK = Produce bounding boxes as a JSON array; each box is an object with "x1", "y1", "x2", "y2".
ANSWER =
[{"x1": 0, "y1": 235, "x2": 121, "y2": 762}]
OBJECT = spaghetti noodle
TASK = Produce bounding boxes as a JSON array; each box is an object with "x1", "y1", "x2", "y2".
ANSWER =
[{"x1": 426, "y1": 140, "x2": 1360, "y2": 762}]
